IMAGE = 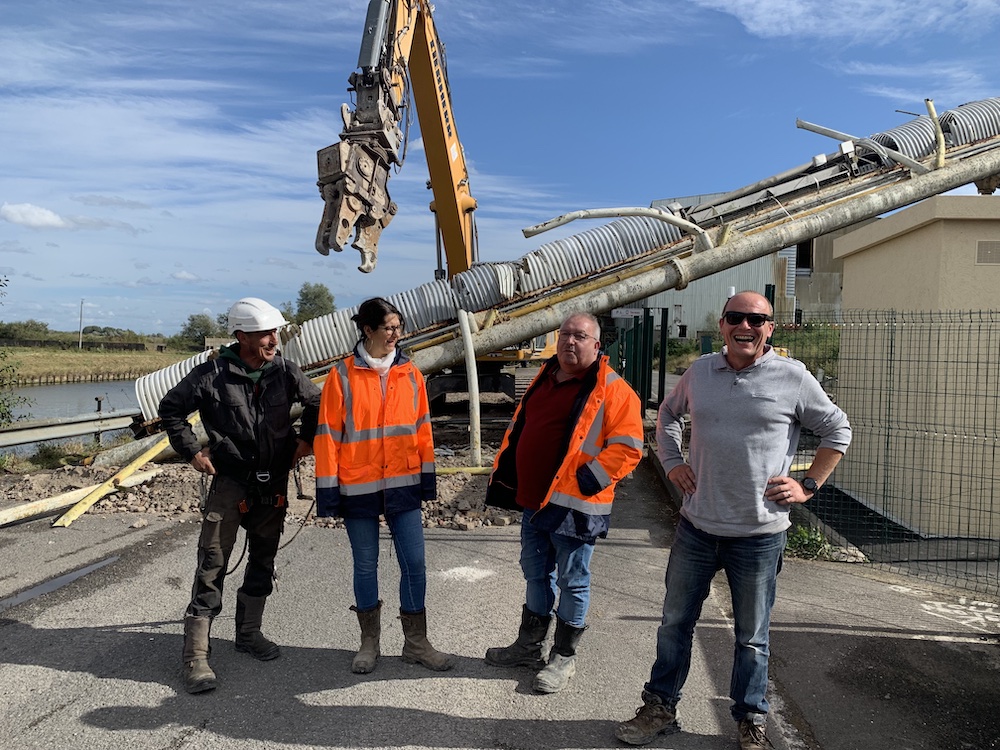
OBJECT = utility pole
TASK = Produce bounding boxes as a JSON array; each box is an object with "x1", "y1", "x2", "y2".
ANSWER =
[{"x1": 78, "y1": 299, "x2": 84, "y2": 350}]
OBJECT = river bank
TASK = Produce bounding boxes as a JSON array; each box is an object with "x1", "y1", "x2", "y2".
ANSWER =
[{"x1": 6, "y1": 347, "x2": 192, "y2": 386}]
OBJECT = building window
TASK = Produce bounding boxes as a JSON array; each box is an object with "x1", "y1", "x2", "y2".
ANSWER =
[
  {"x1": 796, "y1": 240, "x2": 814, "y2": 273},
  {"x1": 677, "y1": 325, "x2": 688, "y2": 339},
  {"x1": 977, "y1": 240, "x2": 1000, "y2": 265}
]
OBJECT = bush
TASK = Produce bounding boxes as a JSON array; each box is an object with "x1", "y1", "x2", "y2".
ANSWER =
[{"x1": 785, "y1": 524, "x2": 834, "y2": 560}]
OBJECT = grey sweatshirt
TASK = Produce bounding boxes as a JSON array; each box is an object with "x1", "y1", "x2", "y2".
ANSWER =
[{"x1": 657, "y1": 347, "x2": 852, "y2": 537}]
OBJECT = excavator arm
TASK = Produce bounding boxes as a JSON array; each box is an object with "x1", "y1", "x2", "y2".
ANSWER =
[{"x1": 316, "y1": 0, "x2": 478, "y2": 276}]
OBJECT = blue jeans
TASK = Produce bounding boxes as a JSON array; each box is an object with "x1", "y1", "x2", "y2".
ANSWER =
[
  {"x1": 520, "y1": 508, "x2": 595, "y2": 627},
  {"x1": 644, "y1": 516, "x2": 786, "y2": 722},
  {"x1": 344, "y1": 508, "x2": 426, "y2": 613}
]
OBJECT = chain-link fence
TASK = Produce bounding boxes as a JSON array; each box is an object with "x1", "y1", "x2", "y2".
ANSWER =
[{"x1": 772, "y1": 310, "x2": 1000, "y2": 599}]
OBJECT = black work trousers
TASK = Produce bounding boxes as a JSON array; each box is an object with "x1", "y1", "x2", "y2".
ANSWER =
[{"x1": 185, "y1": 473, "x2": 286, "y2": 619}]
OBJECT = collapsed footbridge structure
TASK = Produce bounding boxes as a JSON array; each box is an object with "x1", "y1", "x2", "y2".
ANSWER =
[{"x1": 135, "y1": 97, "x2": 1000, "y2": 425}]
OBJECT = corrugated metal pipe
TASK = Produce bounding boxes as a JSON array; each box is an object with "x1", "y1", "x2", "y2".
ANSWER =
[
  {"x1": 410, "y1": 144, "x2": 1000, "y2": 375},
  {"x1": 522, "y1": 206, "x2": 714, "y2": 252}
]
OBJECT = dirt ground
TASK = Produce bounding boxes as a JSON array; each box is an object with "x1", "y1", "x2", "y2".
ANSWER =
[{"x1": 0, "y1": 404, "x2": 516, "y2": 531}]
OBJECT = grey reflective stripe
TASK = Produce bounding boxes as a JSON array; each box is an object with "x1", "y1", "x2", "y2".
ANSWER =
[
  {"x1": 422, "y1": 462, "x2": 434, "y2": 473},
  {"x1": 407, "y1": 369, "x2": 420, "y2": 413},
  {"x1": 548, "y1": 491, "x2": 612, "y2": 515},
  {"x1": 316, "y1": 475, "x2": 339, "y2": 489},
  {"x1": 581, "y1": 403, "x2": 606, "y2": 457},
  {"x1": 334, "y1": 361, "x2": 356, "y2": 438},
  {"x1": 605, "y1": 370, "x2": 622, "y2": 385},
  {"x1": 587, "y1": 459, "x2": 612, "y2": 488},
  {"x1": 341, "y1": 473, "x2": 422, "y2": 496},
  {"x1": 608, "y1": 434, "x2": 644, "y2": 450},
  {"x1": 316, "y1": 423, "x2": 343, "y2": 442},
  {"x1": 415, "y1": 413, "x2": 430, "y2": 429},
  {"x1": 344, "y1": 423, "x2": 418, "y2": 443},
  {"x1": 385, "y1": 424, "x2": 419, "y2": 438}
]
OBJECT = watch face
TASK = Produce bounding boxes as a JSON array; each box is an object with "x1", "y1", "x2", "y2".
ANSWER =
[{"x1": 803, "y1": 477, "x2": 819, "y2": 492}]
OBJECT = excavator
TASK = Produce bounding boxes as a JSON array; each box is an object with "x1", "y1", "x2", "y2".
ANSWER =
[
  {"x1": 315, "y1": 0, "x2": 555, "y2": 402},
  {"x1": 315, "y1": 0, "x2": 477, "y2": 279}
]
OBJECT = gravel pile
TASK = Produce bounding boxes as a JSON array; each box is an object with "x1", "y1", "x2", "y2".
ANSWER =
[{"x1": 1, "y1": 439, "x2": 519, "y2": 531}]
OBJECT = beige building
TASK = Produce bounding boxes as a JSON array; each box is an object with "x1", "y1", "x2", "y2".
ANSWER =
[
  {"x1": 835, "y1": 195, "x2": 1000, "y2": 310},
  {"x1": 830, "y1": 195, "x2": 1000, "y2": 539}
]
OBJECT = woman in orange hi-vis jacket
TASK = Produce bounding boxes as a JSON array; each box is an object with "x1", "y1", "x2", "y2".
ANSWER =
[{"x1": 314, "y1": 297, "x2": 452, "y2": 675}]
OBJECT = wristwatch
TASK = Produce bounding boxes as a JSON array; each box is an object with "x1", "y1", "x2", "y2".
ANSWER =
[{"x1": 801, "y1": 477, "x2": 819, "y2": 493}]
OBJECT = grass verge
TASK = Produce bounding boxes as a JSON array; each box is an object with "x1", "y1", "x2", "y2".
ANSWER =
[{"x1": 8, "y1": 347, "x2": 193, "y2": 382}]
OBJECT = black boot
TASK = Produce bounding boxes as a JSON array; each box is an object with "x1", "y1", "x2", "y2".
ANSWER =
[
  {"x1": 485, "y1": 605, "x2": 552, "y2": 669},
  {"x1": 181, "y1": 615, "x2": 217, "y2": 694},
  {"x1": 533, "y1": 617, "x2": 586, "y2": 694},
  {"x1": 235, "y1": 591, "x2": 280, "y2": 661}
]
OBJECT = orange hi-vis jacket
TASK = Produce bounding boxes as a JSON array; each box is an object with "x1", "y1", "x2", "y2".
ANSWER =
[
  {"x1": 314, "y1": 348, "x2": 436, "y2": 518},
  {"x1": 485, "y1": 354, "x2": 644, "y2": 541}
]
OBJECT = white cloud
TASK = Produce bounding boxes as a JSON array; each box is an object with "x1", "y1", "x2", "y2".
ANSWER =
[
  {"x1": 0, "y1": 202, "x2": 145, "y2": 235},
  {"x1": 691, "y1": 0, "x2": 1000, "y2": 42},
  {"x1": 1, "y1": 203, "x2": 70, "y2": 229},
  {"x1": 171, "y1": 270, "x2": 200, "y2": 281}
]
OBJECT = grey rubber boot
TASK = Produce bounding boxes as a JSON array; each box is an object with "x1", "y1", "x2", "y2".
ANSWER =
[
  {"x1": 235, "y1": 591, "x2": 281, "y2": 661},
  {"x1": 182, "y1": 615, "x2": 217, "y2": 694},
  {"x1": 399, "y1": 609, "x2": 453, "y2": 671},
  {"x1": 350, "y1": 601, "x2": 382, "y2": 674},
  {"x1": 485, "y1": 605, "x2": 552, "y2": 669},
  {"x1": 533, "y1": 617, "x2": 586, "y2": 694}
]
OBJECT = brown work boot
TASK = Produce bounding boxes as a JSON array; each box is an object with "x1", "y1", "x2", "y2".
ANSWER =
[
  {"x1": 181, "y1": 616, "x2": 217, "y2": 694},
  {"x1": 615, "y1": 700, "x2": 678, "y2": 746},
  {"x1": 399, "y1": 609, "x2": 453, "y2": 671},
  {"x1": 351, "y1": 601, "x2": 382, "y2": 674},
  {"x1": 737, "y1": 718, "x2": 771, "y2": 749}
]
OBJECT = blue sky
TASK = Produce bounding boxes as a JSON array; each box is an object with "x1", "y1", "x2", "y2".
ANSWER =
[{"x1": 2, "y1": 0, "x2": 998, "y2": 335}]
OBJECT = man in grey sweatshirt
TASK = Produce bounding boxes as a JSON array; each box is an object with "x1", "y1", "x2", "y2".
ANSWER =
[{"x1": 616, "y1": 291, "x2": 851, "y2": 750}]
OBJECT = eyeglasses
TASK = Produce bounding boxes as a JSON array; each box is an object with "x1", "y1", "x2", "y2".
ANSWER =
[
  {"x1": 558, "y1": 330, "x2": 598, "y2": 343},
  {"x1": 378, "y1": 325, "x2": 403, "y2": 334},
  {"x1": 723, "y1": 311, "x2": 774, "y2": 327}
]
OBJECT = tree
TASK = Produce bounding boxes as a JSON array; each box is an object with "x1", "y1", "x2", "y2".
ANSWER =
[
  {"x1": 178, "y1": 313, "x2": 225, "y2": 347},
  {"x1": 284, "y1": 282, "x2": 335, "y2": 324},
  {"x1": 0, "y1": 277, "x2": 30, "y2": 427},
  {"x1": 0, "y1": 318, "x2": 52, "y2": 340}
]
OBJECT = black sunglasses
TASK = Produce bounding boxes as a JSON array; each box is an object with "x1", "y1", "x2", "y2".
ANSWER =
[{"x1": 723, "y1": 311, "x2": 774, "y2": 327}]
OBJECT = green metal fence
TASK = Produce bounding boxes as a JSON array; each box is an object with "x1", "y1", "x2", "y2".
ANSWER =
[
  {"x1": 620, "y1": 309, "x2": 1000, "y2": 600},
  {"x1": 774, "y1": 311, "x2": 1000, "y2": 599}
]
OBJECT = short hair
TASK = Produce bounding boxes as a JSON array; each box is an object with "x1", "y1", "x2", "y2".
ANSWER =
[
  {"x1": 562, "y1": 311, "x2": 601, "y2": 338},
  {"x1": 352, "y1": 297, "x2": 405, "y2": 340}
]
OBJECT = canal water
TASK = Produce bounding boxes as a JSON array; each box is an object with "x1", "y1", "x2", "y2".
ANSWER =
[
  {"x1": 6, "y1": 380, "x2": 141, "y2": 456},
  {"x1": 13, "y1": 380, "x2": 140, "y2": 422}
]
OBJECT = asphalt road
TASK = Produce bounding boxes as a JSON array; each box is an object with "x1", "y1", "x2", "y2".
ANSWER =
[{"x1": 2, "y1": 455, "x2": 999, "y2": 750}]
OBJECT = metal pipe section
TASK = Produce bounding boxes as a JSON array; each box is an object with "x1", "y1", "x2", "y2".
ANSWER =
[
  {"x1": 796, "y1": 118, "x2": 931, "y2": 174},
  {"x1": 925, "y1": 99, "x2": 947, "y2": 170},
  {"x1": 522, "y1": 206, "x2": 714, "y2": 251},
  {"x1": 412, "y1": 145, "x2": 1000, "y2": 375},
  {"x1": 688, "y1": 160, "x2": 817, "y2": 215},
  {"x1": 457, "y1": 309, "x2": 482, "y2": 467}
]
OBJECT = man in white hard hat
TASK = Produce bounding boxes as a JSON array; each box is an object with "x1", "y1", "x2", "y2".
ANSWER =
[{"x1": 159, "y1": 297, "x2": 321, "y2": 694}]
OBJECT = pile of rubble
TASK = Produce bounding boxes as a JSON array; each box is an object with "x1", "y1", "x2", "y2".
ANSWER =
[{"x1": 1, "y1": 440, "x2": 519, "y2": 532}]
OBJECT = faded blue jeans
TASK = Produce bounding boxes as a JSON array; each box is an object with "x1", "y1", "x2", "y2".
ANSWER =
[
  {"x1": 344, "y1": 508, "x2": 426, "y2": 613},
  {"x1": 520, "y1": 508, "x2": 596, "y2": 627},
  {"x1": 643, "y1": 516, "x2": 786, "y2": 723}
]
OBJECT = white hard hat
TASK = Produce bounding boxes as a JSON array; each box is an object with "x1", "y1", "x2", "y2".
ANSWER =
[{"x1": 227, "y1": 297, "x2": 289, "y2": 335}]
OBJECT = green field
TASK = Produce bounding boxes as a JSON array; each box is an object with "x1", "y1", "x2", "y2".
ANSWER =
[{"x1": 7, "y1": 347, "x2": 193, "y2": 384}]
